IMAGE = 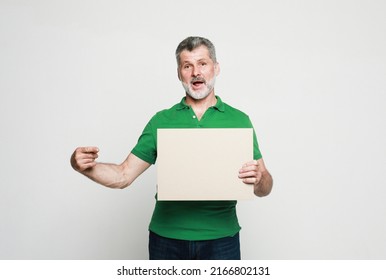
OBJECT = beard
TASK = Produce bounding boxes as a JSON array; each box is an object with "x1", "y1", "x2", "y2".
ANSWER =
[{"x1": 182, "y1": 76, "x2": 216, "y2": 100}]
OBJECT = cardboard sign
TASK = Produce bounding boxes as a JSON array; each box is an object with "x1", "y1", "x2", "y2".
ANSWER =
[{"x1": 157, "y1": 128, "x2": 254, "y2": 200}]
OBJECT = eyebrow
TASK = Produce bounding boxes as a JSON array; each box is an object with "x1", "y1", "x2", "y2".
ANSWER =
[{"x1": 181, "y1": 58, "x2": 209, "y2": 64}]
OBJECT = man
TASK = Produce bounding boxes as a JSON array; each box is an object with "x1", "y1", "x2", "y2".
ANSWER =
[{"x1": 71, "y1": 36, "x2": 273, "y2": 260}]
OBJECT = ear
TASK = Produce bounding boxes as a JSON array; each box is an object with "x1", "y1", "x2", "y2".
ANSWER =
[{"x1": 214, "y1": 62, "x2": 220, "y2": 76}]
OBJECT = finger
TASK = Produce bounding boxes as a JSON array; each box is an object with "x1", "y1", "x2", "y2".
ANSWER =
[
  {"x1": 241, "y1": 160, "x2": 258, "y2": 168},
  {"x1": 239, "y1": 166, "x2": 262, "y2": 179},
  {"x1": 239, "y1": 164, "x2": 258, "y2": 174},
  {"x1": 71, "y1": 156, "x2": 97, "y2": 172},
  {"x1": 79, "y1": 161, "x2": 97, "y2": 172},
  {"x1": 239, "y1": 166, "x2": 257, "y2": 173},
  {"x1": 81, "y1": 153, "x2": 99, "y2": 159},
  {"x1": 241, "y1": 174, "x2": 262, "y2": 185},
  {"x1": 238, "y1": 170, "x2": 257, "y2": 178},
  {"x1": 81, "y1": 157, "x2": 97, "y2": 164},
  {"x1": 74, "y1": 152, "x2": 98, "y2": 163},
  {"x1": 71, "y1": 148, "x2": 98, "y2": 170},
  {"x1": 241, "y1": 177, "x2": 257, "y2": 184},
  {"x1": 78, "y1": 146, "x2": 99, "y2": 153}
]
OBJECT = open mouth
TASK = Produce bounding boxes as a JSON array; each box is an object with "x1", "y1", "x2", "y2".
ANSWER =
[
  {"x1": 192, "y1": 81, "x2": 204, "y2": 86},
  {"x1": 191, "y1": 78, "x2": 206, "y2": 88}
]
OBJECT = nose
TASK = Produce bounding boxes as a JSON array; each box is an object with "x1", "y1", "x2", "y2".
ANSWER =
[{"x1": 192, "y1": 65, "x2": 201, "y2": 77}]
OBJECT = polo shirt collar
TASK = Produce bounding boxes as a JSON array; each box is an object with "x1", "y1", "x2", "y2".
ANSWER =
[
  {"x1": 176, "y1": 95, "x2": 225, "y2": 112},
  {"x1": 213, "y1": 96, "x2": 225, "y2": 112}
]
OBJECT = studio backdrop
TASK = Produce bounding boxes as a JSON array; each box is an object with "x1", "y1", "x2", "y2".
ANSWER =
[{"x1": 1, "y1": 0, "x2": 385, "y2": 259}]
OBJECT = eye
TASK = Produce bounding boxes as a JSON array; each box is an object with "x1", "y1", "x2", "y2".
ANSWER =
[{"x1": 183, "y1": 64, "x2": 191, "y2": 69}]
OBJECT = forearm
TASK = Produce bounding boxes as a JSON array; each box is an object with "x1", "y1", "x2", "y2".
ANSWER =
[
  {"x1": 71, "y1": 149, "x2": 151, "y2": 189},
  {"x1": 254, "y1": 170, "x2": 273, "y2": 197},
  {"x1": 81, "y1": 162, "x2": 130, "y2": 189}
]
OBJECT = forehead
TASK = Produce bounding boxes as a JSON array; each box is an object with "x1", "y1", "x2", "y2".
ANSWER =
[{"x1": 179, "y1": 45, "x2": 212, "y2": 63}]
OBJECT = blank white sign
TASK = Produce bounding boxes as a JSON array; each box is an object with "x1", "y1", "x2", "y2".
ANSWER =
[{"x1": 157, "y1": 128, "x2": 254, "y2": 200}]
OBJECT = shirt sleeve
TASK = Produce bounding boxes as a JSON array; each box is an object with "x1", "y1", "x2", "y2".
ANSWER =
[
  {"x1": 131, "y1": 118, "x2": 157, "y2": 164},
  {"x1": 253, "y1": 128, "x2": 263, "y2": 160},
  {"x1": 246, "y1": 116, "x2": 262, "y2": 160}
]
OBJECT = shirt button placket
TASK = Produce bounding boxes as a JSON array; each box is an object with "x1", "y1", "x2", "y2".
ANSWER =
[{"x1": 192, "y1": 115, "x2": 200, "y2": 127}]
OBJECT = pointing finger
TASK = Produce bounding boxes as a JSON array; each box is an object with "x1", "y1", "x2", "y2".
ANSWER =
[{"x1": 78, "y1": 146, "x2": 99, "y2": 153}]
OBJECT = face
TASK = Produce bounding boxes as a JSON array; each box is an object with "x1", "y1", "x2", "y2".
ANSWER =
[{"x1": 178, "y1": 45, "x2": 220, "y2": 100}]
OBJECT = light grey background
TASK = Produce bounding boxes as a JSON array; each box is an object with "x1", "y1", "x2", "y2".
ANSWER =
[{"x1": 1, "y1": 0, "x2": 385, "y2": 259}]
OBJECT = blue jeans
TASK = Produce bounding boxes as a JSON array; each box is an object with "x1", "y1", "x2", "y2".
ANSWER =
[{"x1": 148, "y1": 231, "x2": 241, "y2": 260}]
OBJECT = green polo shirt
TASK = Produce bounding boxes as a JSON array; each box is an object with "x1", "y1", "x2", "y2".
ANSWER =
[{"x1": 131, "y1": 96, "x2": 262, "y2": 240}]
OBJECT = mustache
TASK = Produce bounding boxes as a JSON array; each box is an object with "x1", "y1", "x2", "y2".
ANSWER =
[{"x1": 191, "y1": 77, "x2": 206, "y2": 84}]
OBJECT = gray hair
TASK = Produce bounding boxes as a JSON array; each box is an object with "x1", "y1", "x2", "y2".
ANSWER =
[{"x1": 175, "y1": 36, "x2": 217, "y2": 66}]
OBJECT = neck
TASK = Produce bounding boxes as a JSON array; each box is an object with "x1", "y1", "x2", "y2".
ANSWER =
[{"x1": 185, "y1": 92, "x2": 217, "y2": 120}]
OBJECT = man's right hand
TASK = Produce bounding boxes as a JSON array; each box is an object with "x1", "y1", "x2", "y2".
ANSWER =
[{"x1": 70, "y1": 146, "x2": 99, "y2": 173}]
